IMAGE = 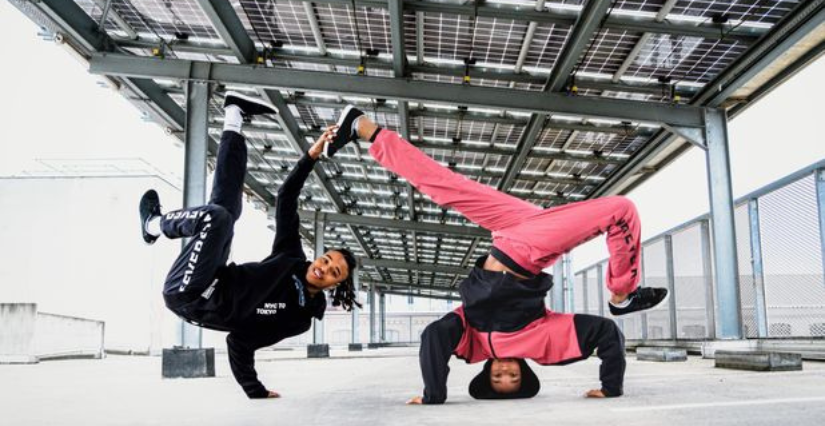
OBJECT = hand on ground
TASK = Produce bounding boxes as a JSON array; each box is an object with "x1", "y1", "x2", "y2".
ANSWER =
[
  {"x1": 267, "y1": 390, "x2": 281, "y2": 398},
  {"x1": 585, "y1": 389, "x2": 606, "y2": 398},
  {"x1": 308, "y1": 125, "x2": 338, "y2": 159},
  {"x1": 406, "y1": 396, "x2": 423, "y2": 405}
]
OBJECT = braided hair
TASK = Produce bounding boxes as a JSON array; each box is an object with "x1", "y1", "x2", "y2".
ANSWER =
[{"x1": 330, "y1": 248, "x2": 362, "y2": 311}]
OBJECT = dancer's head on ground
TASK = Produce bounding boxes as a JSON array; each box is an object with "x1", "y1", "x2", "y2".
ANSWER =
[
  {"x1": 490, "y1": 358, "x2": 522, "y2": 393},
  {"x1": 469, "y1": 358, "x2": 540, "y2": 400},
  {"x1": 305, "y1": 248, "x2": 361, "y2": 310}
]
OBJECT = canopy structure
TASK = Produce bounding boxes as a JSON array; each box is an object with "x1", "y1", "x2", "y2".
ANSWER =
[{"x1": 10, "y1": 0, "x2": 824, "y2": 333}]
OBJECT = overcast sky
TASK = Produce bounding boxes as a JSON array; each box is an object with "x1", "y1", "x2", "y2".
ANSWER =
[{"x1": 2, "y1": 1, "x2": 824, "y2": 271}]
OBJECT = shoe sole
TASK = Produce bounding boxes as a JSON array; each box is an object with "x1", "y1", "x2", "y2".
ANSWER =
[
  {"x1": 139, "y1": 190, "x2": 160, "y2": 245},
  {"x1": 610, "y1": 288, "x2": 670, "y2": 317},
  {"x1": 324, "y1": 104, "x2": 357, "y2": 158},
  {"x1": 224, "y1": 91, "x2": 278, "y2": 115}
]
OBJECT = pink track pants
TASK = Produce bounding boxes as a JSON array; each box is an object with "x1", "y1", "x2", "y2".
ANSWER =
[{"x1": 368, "y1": 129, "x2": 642, "y2": 295}]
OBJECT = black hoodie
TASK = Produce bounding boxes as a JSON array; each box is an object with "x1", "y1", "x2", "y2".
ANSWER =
[{"x1": 173, "y1": 154, "x2": 326, "y2": 398}]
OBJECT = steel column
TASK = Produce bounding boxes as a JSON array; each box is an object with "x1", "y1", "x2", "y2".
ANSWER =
[
  {"x1": 748, "y1": 199, "x2": 769, "y2": 338},
  {"x1": 351, "y1": 271, "x2": 361, "y2": 344},
  {"x1": 704, "y1": 108, "x2": 742, "y2": 339},
  {"x1": 700, "y1": 220, "x2": 717, "y2": 339},
  {"x1": 379, "y1": 291, "x2": 387, "y2": 342},
  {"x1": 596, "y1": 263, "x2": 605, "y2": 317},
  {"x1": 180, "y1": 80, "x2": 210, "y2": 349},
  {"x1": 313, "y1": 213, "x2": 325, "y2": 344},
  {"x1": 564, "y1": 254, "x2": 574, "y2": 313},
  {"x1": 369, "y1": 283, "x2": 377, "y2": 344},
  {"x1": 664, "y1": 235, "x2": 678, "y2": 339},
  {"x1": 818, "y1": 170, "x2": 825, "y2": 294},
  {"x1": 640, "y1": 254, "x2": 648, "y2": 339},
  {"x1": 552, "y1": 261, "x2": 565, "y2": 312},
  {"x1": 581, "y1": 271, "x2": 589, "y2": 314}
]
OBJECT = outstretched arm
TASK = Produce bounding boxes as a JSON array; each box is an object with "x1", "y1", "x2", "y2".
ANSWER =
[
  {"x1": 271, "y1": 127, "x2": 335, "y2": 255},
  {"x1": 226, "y1": 332, "x2": 281, "y2": 399},
  {"x1": 573, "y1": 315, "x2": 626, "y2": 398},
  {"x1": 410, "y1": 313, "x2": 464, "y2": 405}
]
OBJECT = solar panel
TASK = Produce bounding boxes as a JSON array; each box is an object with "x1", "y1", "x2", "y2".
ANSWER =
[{"x1": 35, "y1": 0, "x2": 815, "y2": 291}]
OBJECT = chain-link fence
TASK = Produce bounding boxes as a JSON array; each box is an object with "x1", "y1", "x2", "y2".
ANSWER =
[{"x1": 574, "y1": 162, "x2": 825, "y2": 340}]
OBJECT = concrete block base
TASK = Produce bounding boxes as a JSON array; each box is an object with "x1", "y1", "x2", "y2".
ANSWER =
[
  {"x1": 307, "y1": 344, "x2": 330, "y2": 358},
  {"x1": 348, "y1": 343, "x2": 363, "y2": 351},
  {"x1": 0, "y1": 355, "x2": 39, "y2": 364},
  {"x1": 715, "y1": 351, "x2": 803, "y2": 372},
  {"x1": 701, "y1": 340, "x2": 757, "y2": 359},
  {"x1": 367, "y1": 343, "x2": 385, "y2": 349},
  {"x1": 162, "y1": 348, "x2": 215, "y2": 379},
  {"x1": 637, "y1": 347, "x2": 688, "y2": 362}
]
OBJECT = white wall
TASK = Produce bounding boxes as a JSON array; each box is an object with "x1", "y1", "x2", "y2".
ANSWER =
[{"x1": 0, "y1": 175, "x2": 185, "y2": 353}]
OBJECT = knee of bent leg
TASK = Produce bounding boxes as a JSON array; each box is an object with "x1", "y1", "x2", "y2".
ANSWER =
[
  {"x1": 610, "y1": 196, "x2": 637, "y2": 217},
  {"x1": 204, "y1": 205, "x2": 233, "y2": 227}
]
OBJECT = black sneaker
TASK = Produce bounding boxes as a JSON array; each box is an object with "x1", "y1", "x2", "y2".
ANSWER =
[
  {"x1": 223, "y1": 91, "x2": 278, "y2": 120},
  {"x1": 609, "y1": 287, "x2": 668, "y2": 316},
  {"x1": 324, "y1": 105, "x2": 364, "y2": 158},
  {"x1": 139, "y1": 189, "x2": 163, "y2": 245}
]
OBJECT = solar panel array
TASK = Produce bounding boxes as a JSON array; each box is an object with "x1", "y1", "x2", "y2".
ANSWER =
[{"x1": 69, "y1": 0, "x2": 805, "y2": 296}]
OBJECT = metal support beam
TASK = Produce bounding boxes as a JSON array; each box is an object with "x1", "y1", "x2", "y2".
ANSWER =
[
  {"x1": 662, "y1": 124, "x2": 707, "y2": 150},
  {"x1": 89, "y1": 54, "x2": 707, "y2": 127},
  {"x1": 552, "y1": 261, "x2": 565, "y2": 312},
  {"x1": 180, "y1": 80, "x2": 211, "y2": 349},
  {"x1": 380, "y1": 289, "x2": 460, "y2": 302},
  {"x1": 596, "y1": 263, "x2": 605, "y2": 317},
  {"x1": 547, "y1": 0, "x2": 614, "y2": 93},
  {"x1": 388, "y1": 0, "x2": 407, "y2": 78},
  {"x1": 196, "y1": 0, "x2": 256, "y2": 64},
  {"x1": 664, "y1": 235, "x2": 678, "y2": 339},
  {"x1": 700, "y1": 220, "x2": 717, "y2": 339},
  {"x1": 116, "y1": 38, "x2": 700, "y2": 99},
  {"x1": 564, "y1": 254, "x2": 574, "y2": 312},
  {"x1": 245, "y1": 123, "x2": 633, "y2": 164},
  {"x1": 361, "y1": 258, "x2": 472, "y2": 275},
  {"x1": 297, "y1": 210, "x2": 490, "y2": 238},
  {"x1": 369, "y1": 283, "x2": 377, "y2": 343},
  {"x1": 313, "y1": 212, "x2": 325, "y2": 344},
  {"x1": 379, "y1": 291, "x2": 387, "y2": 342},
  {"x1": 818, "y1": 170, "x2": 825, "y2": 302},
  {"x1": 352, "y1": 270, "x2": 361, "y2": 344},
  {"x1": 303, "y1": 2, "x2": 327, "y2": 56},
  {"x1": 364, "y1": 279, "x2": 459, "y2": 295},
  {"x1": 514, "y1": 0, "x2": 546, "y2": 74},
  {"x1": 499, "y1": 114, "x2": 546, "y2": 190},
  {"x1": 748, "y1": 200, "x2": 769, "y2": 338},
  {"x1": 704, "y1": 108, "x2": 742, "y2": 339}
]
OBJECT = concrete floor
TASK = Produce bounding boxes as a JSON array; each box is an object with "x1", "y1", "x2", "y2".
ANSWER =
[{"x1": 3, "y1": 348, "x2": 825, "y2": 426}]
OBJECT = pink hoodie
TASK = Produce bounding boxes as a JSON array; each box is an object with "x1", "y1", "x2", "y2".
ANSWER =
[{"x1": 452, "y1": 307, "x2": 583, "y2": 365}]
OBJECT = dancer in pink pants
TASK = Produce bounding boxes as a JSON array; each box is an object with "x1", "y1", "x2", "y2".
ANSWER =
[{"x1": 324, "y1": 106, "x2": 668, "y2": 403}]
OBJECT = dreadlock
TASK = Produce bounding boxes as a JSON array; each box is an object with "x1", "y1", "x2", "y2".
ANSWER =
[{"x1": 330, "y1": 247, "x2": 362, "y2": 311}]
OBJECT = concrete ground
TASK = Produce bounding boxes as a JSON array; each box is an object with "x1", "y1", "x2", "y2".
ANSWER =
[{"x1": 3, "y1": 348, "x2": 825, "y2": 426}]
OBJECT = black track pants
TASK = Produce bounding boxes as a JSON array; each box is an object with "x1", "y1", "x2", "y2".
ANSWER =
[{"x1": 161, "y1": 131, "x2": 247, "y2": 307}]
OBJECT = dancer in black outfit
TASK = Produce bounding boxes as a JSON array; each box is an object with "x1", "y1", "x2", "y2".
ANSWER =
[{"x1": 138, "y1": 92, "x2": 359, "y2": 399}]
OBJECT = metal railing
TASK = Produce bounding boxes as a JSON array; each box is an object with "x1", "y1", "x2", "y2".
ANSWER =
[{"x1": 574, "y1": 160, "x2": 825, "y2": 340}]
